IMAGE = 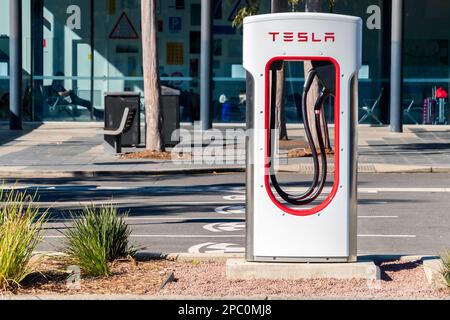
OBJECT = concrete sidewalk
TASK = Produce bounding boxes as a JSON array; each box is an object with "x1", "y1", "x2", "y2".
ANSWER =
[{"x1": 0, "y1": 122, "x2": 449, "y2": 178}]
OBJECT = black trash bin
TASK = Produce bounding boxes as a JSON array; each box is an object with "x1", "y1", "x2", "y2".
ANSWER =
[
  {"x1": 161, "y1": 86, "x2": 181, "y2": 147},
  {"x1": 104, "y1": 92, "x2": 141, "y2": 147}
]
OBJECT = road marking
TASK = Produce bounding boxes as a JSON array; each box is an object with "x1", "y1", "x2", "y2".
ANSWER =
[
  {"x1": 223, "y1": 195, "x2": 246, "y2": 201},
  {"x1": 47, "y1": 212, "x2": 399, "y2": 223},
  {"x1": 45, "y1": 215, "x2": 395, "y2": 223},
  {"x1": 45, "y1": 216, "x2": 245, "y2": 223},
  {"x1": 126, "y1": 216, "x2": 245, "y2": 221},
  {"x1": 43, "y1": 233, "x2": 415, "y2": 239},
  {"x1": 4, "y1": 184, "x2": 450, "y2": 194},
  {"x1": 358, "y1": 234, "x2": 417, "y2": 238},
  {"x1": 24, "y1": 200, "x2": 244, "y2": 207},
  {"x1": 225, "y1": 188, "x2": 450, "y2": 201},
  {"x1": 361, "y1": 188, "x2": 450, "y2": 193},
  {"x1": 204, "y1": 222, "x2": 246, "y2": 233},
  {"x1": 131, "y1": 235, "x2": 245, "y2": 239},
  {"x1": 188, "y1": 242, "x2": 245, "y2": 254},
  {"x1": 43, "y1": 235, "x2": 246, "y2": 239},
  {"x1": 215, "y1": 205, "x2": 246, "y2": 215},
  {"x1": 359, "y1": 216, "x2": 398, "y2": 219}
]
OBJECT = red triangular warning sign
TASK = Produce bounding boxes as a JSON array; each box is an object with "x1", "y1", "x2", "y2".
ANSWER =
[{"x1": 109, "y1": 12, "x2": 139, "y2": 39}]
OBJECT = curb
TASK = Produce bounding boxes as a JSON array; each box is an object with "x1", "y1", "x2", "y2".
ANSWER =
[
  {"x1": 34, "y1": 251, "x2": 247, "y2": 262},
  {"x1": 0, "y1": 167, "x2": 246, "y2": 179},
  {"x1": 1, "y1": 164, "x2": 450, "y2": 179},
  {"x1": 37, "y1": 251, "x2": 438, "y2": 264},
  {"x1": 423, "y1": 258, "x2": 448, "y2": 290}
]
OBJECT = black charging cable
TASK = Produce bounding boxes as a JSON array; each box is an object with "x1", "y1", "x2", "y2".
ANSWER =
[{"x1": 268, "y1": 67, "x2": 331, "y2": 206}]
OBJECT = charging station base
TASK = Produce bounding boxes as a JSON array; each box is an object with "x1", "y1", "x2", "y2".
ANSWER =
[{"x1": 226, "y1": 259, "x2": 379, "y2": 281}]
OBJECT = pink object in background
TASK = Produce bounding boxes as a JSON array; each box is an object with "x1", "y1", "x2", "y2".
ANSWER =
[{"x1": 435, "y1": 87, "x2": 448, "y2": 99}]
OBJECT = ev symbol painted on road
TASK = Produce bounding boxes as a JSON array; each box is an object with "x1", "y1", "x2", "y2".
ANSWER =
[
  {"x1": 223, "y1": 195, "x2": 246, "y2": 201},
  {"x1": 188, "y1": 243, "x2": 245, "y2": 254},
  {"x1": 203, "y1": 222, "x2": 245, "y2": 233},
  {"x1": 215, "y1": 205, "x2": 246, "y2": 215}
]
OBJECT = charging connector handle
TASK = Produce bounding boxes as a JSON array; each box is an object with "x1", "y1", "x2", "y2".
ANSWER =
[{"x1": 268, "y1": 67, "x2": 330, "y2": 206}]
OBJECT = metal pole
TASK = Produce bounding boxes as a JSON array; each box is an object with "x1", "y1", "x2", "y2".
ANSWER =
[
  {"x1": 90, "y1": 0, "x2": 95, "y2": 121},
  {"x1": 390, "y1": 0, "x2": 404, "y2": 133},
  {"x1": 31, "y1": 0, "x2": 44, "y2": 122},
  {"x1": 200, "y1": 0, "x2": 212, "y2": 131},
  {"x1": 9, "y1": 0, "x2": 23, "y2": 130},
  {"x1": 271, "y1": 0, "x2": 289, "y2": 13}
]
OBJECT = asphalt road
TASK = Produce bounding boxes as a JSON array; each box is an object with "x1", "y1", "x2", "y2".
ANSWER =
[{"x1": 3, "y1": 173, "x2": 450, "y2": 256}]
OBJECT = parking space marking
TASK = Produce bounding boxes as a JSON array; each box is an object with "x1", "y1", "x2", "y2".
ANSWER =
[{"x1": 188, "y1": 243, "x2": 245, "y2": 254}]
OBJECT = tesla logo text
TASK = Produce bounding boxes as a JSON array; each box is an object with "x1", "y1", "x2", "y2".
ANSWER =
[{"x1": 268, "y1": 32, "x2": 336, "y2": 43}]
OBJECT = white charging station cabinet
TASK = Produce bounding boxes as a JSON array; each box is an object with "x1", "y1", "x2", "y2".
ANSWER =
[{"x1": 244, "y1": 13, "x2": 362, "y2": 263}]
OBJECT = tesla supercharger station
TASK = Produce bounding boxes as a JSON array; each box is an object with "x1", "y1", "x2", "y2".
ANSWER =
[{"x1": 244, "y1": 13, "x2": 362, "y2": 263}]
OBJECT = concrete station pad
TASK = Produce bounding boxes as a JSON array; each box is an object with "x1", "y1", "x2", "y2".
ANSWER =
[{"x1": 226, "y1": 259, "x2": 380, "y2": 281}]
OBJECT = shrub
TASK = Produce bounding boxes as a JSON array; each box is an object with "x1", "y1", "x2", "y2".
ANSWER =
[
  {"x1": 65, "y1": 204, "x2": 135, "y2": 277},
  {"x1": 0, "y1": 188, "x2": 47, "y2": 290},
  {"x1": 442, "y1": 251, "x2": 450, "y2": 288}
]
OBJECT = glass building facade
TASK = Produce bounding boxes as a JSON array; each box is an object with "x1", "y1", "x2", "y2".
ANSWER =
[{"x1": 0, "y1": 0, "x2": 449, "y2": 124}]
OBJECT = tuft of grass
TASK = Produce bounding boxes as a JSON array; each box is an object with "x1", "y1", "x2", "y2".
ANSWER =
[
  {"x1": 442, "y1": 251, "x2": 450, "y2": 288},
  {"x1": 0, "y1": 188, "x2": 47, "y2": 290},
  {"x1": 65, "y1": 204, "x2": 135, "y2": 277}
]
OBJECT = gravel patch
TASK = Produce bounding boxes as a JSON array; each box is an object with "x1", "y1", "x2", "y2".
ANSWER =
[
  {"x1": 2, "y1": 256, "x2": 174, "y2": 296},
  {"x1": 160, "y1": 260, "x2": 450, "y2": 299},
  {"x1": 1, "y1": 257, "x2": 448, "y2": 299}
]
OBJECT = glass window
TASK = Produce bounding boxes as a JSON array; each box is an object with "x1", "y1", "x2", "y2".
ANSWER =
[
  {"x1": 93, "y1": 0, "x2": 142, "y2": 115},
  {"x1": 212, "y1": 0, "x2": 270, "y2": 123},
  {"x1": 0, "y1": 0, "x2": 10, "y2": 121},
  {"x1": 333, "y1": 0, "x2": 390, "y2": 125},
  {"x1": 38, "y1": 0, "x2": 94, "y2": 121},
  {"x1": 211, "y1": 0, "x2": 391, "y2": 125},
  {"x1": 404, "y1": 0, "x2": 450, "y2": 125},
  {"x1": 93, "y1": 0, "x2": 199, "y2": 123}
]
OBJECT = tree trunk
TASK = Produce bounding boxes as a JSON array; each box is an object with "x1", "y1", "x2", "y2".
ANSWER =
[
  {"x1": 141, "y1": 0, "x2": 164, "y2": 151},
  {"x1": 275, "y1": 67, "x2": 288, "y2": 140},
  {"x1": 271, "y1": 0, "x2": 289, "y2": 140},
  {"x1": 304, "y1": 0, "x2": 328, "y2": 150}
]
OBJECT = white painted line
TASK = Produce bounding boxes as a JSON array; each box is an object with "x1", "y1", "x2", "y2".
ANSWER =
[
  {"x1": 45, "y1": 215, "x2": 395, "y2": 223},
  {"x1": 358, "y1": 234, "x2": 417, "y2": 238},
  {"x1": 359, "y1": 216, "x2": 398, "y2": 219},
  {"x1": 45, "y1": 216, "x2": 245, "y2": 223},
  {"x1": 275, "y1": 187, "x2": 450, "y2": 194},
  {"x1": 360, "y1": 188, "x2": 450, "y2": 193},
  {"x1": 44, "y1": 233, "x2": 416, "y2": 240},
  {"x1": 365, "y1": 202, "x2": 389, "y2": 205},
  {"x1": 96, "y1": 186, "x2": 139, "y2": 191},
  {"x1": 43, "y1": 235, "x2": 246, "y2": 239},
  {"x1": 130, "y1": 235, "x2": 246, "y2": 239},
  {"x1": 30, "y1": 201, "x2": 241, "y2": 207}
]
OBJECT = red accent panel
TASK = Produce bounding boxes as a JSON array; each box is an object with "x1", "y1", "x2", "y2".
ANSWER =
[{"x1": 264, "y1": 56, "x2": 341, "y2": 217}]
